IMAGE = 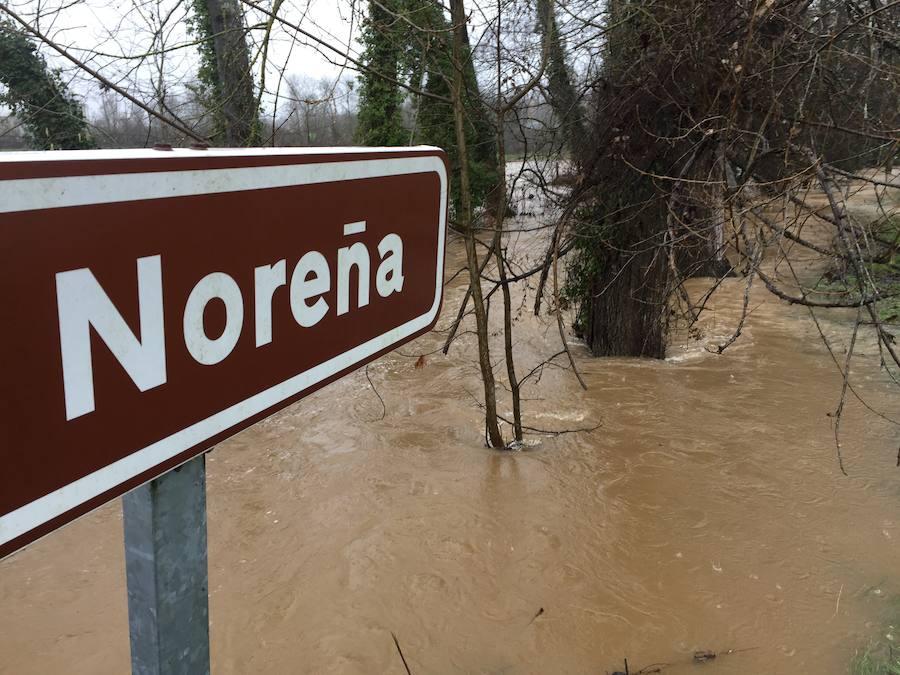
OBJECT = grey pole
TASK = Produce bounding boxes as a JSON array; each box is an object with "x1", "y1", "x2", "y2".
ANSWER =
[{"x1": 123, "y1": 454, "x2": 210, "y2": 675}]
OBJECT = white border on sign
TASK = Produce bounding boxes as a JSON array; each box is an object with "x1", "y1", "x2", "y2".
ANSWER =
[{"x1": 0, "y1": 151, "x2": 447, "y2": 549}]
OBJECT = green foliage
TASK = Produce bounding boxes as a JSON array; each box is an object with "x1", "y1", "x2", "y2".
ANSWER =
[
  {"x1": 851, "y1": 643, "x2": 900, "y2": 674},
  {"x1": 186, "y1": 0, "x2": 221, "y2": 107},
  {"x1": 562, "y1": 205, "x2": 605, "y2": 334},
  {"x1": 355, "y1": 0, "x2": 407, "y2": 146},
  {"x1": 415, "y1": 39, "x2": 497, "y2": 214},
  {"x1": 812, "y1": 216, "x2": 900, "y2": 324},
  {"x1": 0, "y1": 21, "x2": 95, "y2": 150},
  {"x1": 563, "y1": 171, "x2": 664, "y2": 339},
  {"x1": 355, "y1": 0, "x2": 499, "y2": 213},
  {"x1": 186, "y1": 0, "x2": 261, "y2": 145},
  {"x1": 852, "y1": 590, "x2": 900, "y2": 673}
]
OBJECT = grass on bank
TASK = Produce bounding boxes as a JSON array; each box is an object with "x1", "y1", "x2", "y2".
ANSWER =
[
  {"x1": 862, "y1": 214, "x2": 900, "y2": 324},
  {"x1": 852, "y1": 643, "x2": 900, "y2": 675},
  {"x1": 812, "y1": 215, "x2": 900, "y2": 325},
  {"x1": 852, "y1": 590, "x2": 900, "y2": 675}
]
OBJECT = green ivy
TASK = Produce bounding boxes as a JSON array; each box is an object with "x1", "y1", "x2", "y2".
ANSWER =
[
  {"x1": 415, "y1": 24, "x2": 498, "y2": 215},
  {"x1": 0, "y1": 21, "x2": 96, "y2": 150},
  {"x1": 185, "y1": 0, "x2": 222, "y2": 130},
  {"x1": 355, "y1": 0, "x2": 499, "y2": 214},
  {"x1": 186, "y1": 0, "x2": 262, "y2": 145},
  {"x1": 355, "y1": 0, "x2": 407, "y2": 146}
]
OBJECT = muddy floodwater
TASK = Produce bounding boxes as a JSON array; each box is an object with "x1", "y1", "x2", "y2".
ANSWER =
[{"x1": 2, "y1": 182, "x2": 899, "y2": 674}]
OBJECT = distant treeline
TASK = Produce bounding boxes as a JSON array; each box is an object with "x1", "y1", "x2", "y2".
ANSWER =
[{"x1": 0, "y1": 80, "x2": 555, "y2": 154}]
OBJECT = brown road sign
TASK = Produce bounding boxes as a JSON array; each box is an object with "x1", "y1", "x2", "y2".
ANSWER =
[{"x1": 0, "y1": 147, "x2": 448, "y2": 558}]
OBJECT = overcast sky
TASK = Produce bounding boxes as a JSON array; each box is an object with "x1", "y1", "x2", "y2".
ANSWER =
[
  {"x1": 4, "y1": 0, "x2": 364, "y2": 115},
  {"x1": 3, "y1": 0, "x2": 593, "y2": 123}
]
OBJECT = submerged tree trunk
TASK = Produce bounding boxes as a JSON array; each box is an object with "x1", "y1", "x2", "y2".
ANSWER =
[
  {"x1": 449, "y1": 0, "x2": 504, "y2": 448},
  {"x1": 572, "y1": 0, "x2": 757, "y2": 356},
  {"x1": 582, "y1": 197, "x2": 670, "y2": 358},
  {"x1": 204, "y1": 0, "x2": 258, "y2": 145},
  {"x1": 573, "y1": 0, "x2": 675, "y2": 358},
  {"x1": 492, "y1": 107, "x2": 523, "y2": 440}
]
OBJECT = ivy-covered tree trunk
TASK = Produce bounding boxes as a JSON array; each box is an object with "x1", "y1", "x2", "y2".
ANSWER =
[
  {"x1": 448, "y1": 0, "x2": 504, "y2": 448},
  {"x1": 197, "y1": 0, "x2": 259, "y2": 145},
  {"x1": 569, "y1": 0, "x2": 674, "y2": 358},
  {"x1": 355, "y1": 0, "x2": 498, "y2": 214},
  {"x1": 584, "y1": 243, "x2": 669, "y2": 358},
  {"x1": 570, "y1": 0, "x2": 758, "y2": 356},
  {"x1": 356, "y1": 0, "x2": 406, "y2": 146},
  {"x1": 579, "y1": 165, "x2": 670, "y2": 358},
  {"x1": 414, "y1": 1, "x2": 498, "y2": 216},
  {"x1": 453, "y1": 9, "x2": 500, "y2": 217},
  {"x1": 0, "y1": 22, "x2": 95, "y2": 150}
]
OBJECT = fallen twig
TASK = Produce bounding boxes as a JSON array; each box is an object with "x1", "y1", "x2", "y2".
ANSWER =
[
  {"x1": 391, "y1": 632, "x2": 412, "y2": 675},
  {"x1": 527, "y1": 607, "x2": 544, "y2": 626},
  {"x1": 609, "y1": 645, "x2": 758, "y2": 674},
  {"x1": 832, "y1": 583, "x2": 843, "y2": 619},
  {"x1": 365, "y1": 364, "x2": 386, "y2": 422},
  {"x1": 495, "y1": 412, "x2": 601, "y2": 438}
]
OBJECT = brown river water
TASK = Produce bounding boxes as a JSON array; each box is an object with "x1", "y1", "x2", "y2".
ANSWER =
[{"x1": 1, "y1": 181, "x2": 898, "y2": 674}]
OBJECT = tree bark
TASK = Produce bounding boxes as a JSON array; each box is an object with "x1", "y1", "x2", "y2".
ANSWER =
[
  {"x1": 584, "y1": 217, "x2": 669, "y2": 359},
  {"x1": 578, "y1": 0, "x2": 673, "y2": 357},
  {"x1": 450, "y1": 0, "x2": 505, "y2": 448},
  {"x1": 205, "y1": 0, "x2": 258, "y2": 146}
]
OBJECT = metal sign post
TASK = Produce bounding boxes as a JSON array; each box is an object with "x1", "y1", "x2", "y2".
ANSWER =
[{"x1": 123, "y1": 455, "x2": 210, "y2": 675}]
